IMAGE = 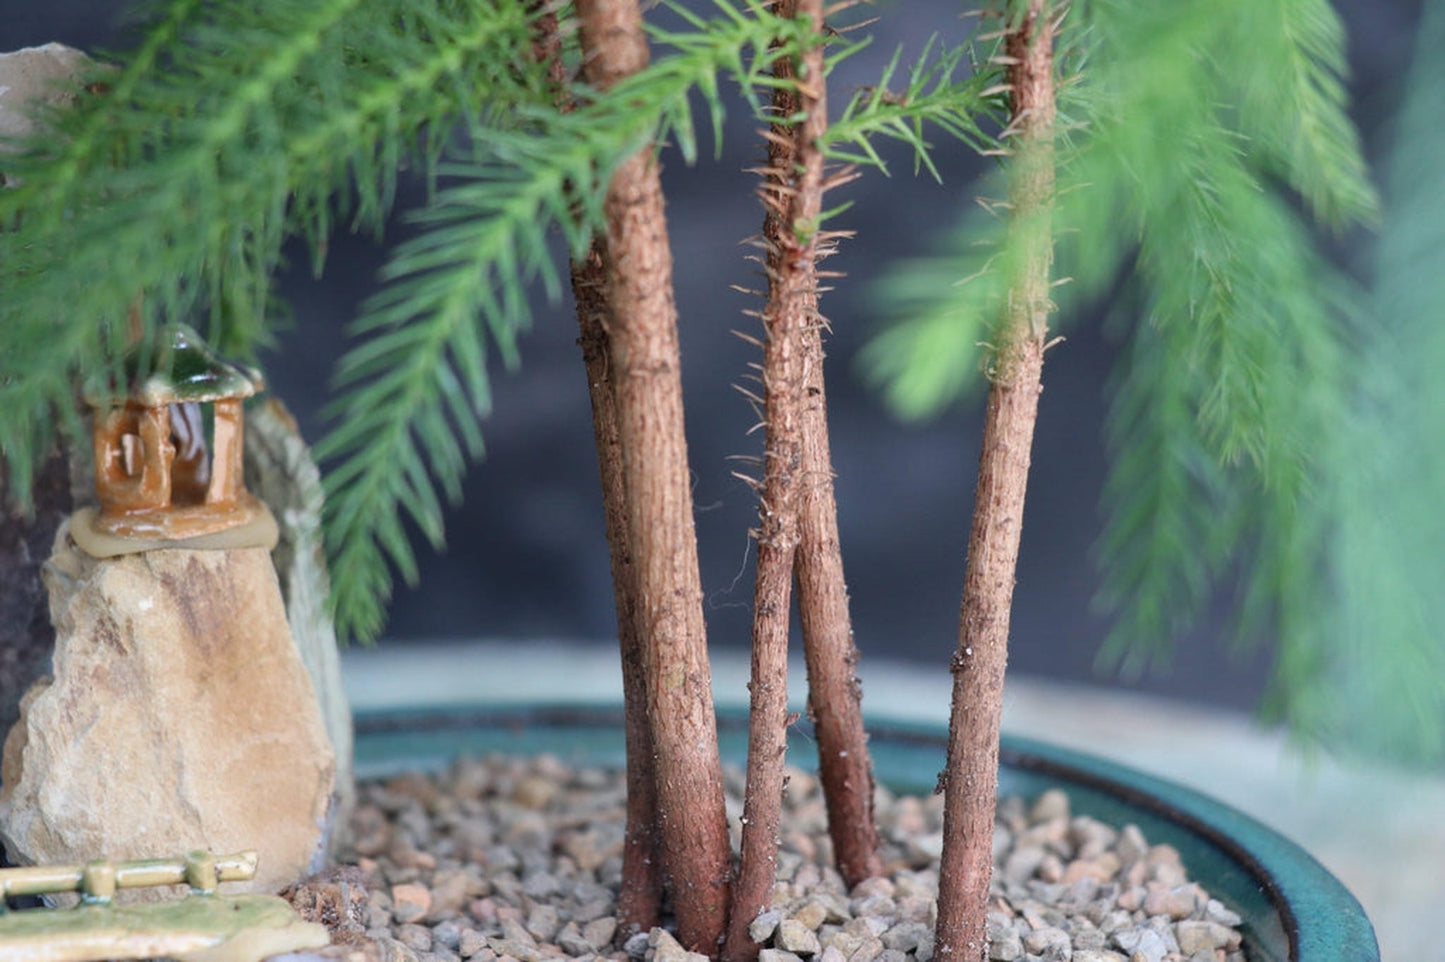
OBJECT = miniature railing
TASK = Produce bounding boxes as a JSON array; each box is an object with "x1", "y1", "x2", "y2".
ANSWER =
[
  {"x1": 0, "y1": 850, "x2": 257, "y2": 909},
  {"x1": 0, "y1": 850, "x2": 329, "y2": 962}
]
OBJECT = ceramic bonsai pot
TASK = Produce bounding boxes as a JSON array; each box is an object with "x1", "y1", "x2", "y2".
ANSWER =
[{"x1": 351, "y1": 703, "x2": 1380, "y2": 962}]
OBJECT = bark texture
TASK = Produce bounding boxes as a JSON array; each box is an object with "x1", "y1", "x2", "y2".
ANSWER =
[
  {"x1": 574, "y1": 247, "x2": 663, "y2": 937},
  {"x1": 543, "y1": 2, "x2": 663, "y2": 936},
  {"x1": 796, "y1": 350, "x2": 881, "y2": 887},
  {"x1": 722, "y1": 2, "x2": 828, "y2": 954},
  {"x1": 777, "y1": 4, "x2": 883, "y2": 889},
  {"x1": 575, "y1": 0, "x2": 732, "y2": 953},
  {"x1": 934, "y1": 4, "x2": 1056, "y2": 960}
]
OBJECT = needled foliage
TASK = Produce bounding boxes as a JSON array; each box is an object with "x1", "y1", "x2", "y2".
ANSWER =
[
  {"x1": 1, "y1": 0, "x2": 996, "y2": 645},
  {"x1": 1304, "y1": 0, "x2": 1445, "y2": 765},
  {"x1": 860, "y1": 0, "x2": 1414, "y2": 758},
  {"x1": 0, "y1": 0, "x2": 543, "y2": 501}
]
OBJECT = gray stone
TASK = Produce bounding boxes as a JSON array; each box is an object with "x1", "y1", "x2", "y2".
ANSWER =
[
  {"x1": 524, "y1": 903, "x2": 560, "y2": 941},
  {"x1": 457, "y1": 928, "x2": 488, "y2": 957},
  {"x1": 845, "y1": 936, "x2": 885, "y2": 962},
  {"x1": 1029, "y1": 790, "x2": 1071, "y2": 824},
  {"x1": 1003, "y1": 845, "x2": 1050, "y2": 884},
  {"x1": 987, "y1": 916, "x2": 1024, "y2": 961},
  {"x1": 1204, "y1": 899, "x2": 1242, "y2": 927},
  {"x1": 624, "y1": 931, "x2": 651, "y2": 959},
  {"x1": 1114, "y1": 825, "x2": 1149, "y2": 866},
  {"x1": 880, "y1": 920, "x2": 930, "y2": 954},
  {"x1": 1022, "y1": 926, "x2": 1072, "y2": 960},
  {"x1": 431, "y1": 919, "x2": 464, "y2": 951},
  {"x1": 777, "y1": 917, "x2": 822, "y2": 955},
  {"x1": 1112, "y1": 927, "x2": 1169, "y2": 962},
  {"x1": 557, "y1": 921, "x2": 593, "y2": 955},
  {"x1": 1174, "y1": 919, "x2": 1235, "y2": 955},
  {"x1": 759, "y1": 951, "x2": 806, "y2": 962},
  {"x1": 751, "y1": 908, "x2": 783, "y2": 942},
  {"x1": 1143, "y1": 884, "x2": 1197, "y2": 920},
  {"x1": 791, "y1": 899, "x2": 831, "y2": 931},
  {"x1": 583, "y1": 915, "x2": 619, "y2": 950},
  {"x1": 0, "y1": 534, "x2": 334, "y2": 897},
  {"x1": 397, "y1": 923, "x2": 434, "y2": 953},
  {"x1": 647, "y1": 927, "x2": 703, "y2": 962}
]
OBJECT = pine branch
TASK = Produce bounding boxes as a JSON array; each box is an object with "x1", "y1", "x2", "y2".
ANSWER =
[
  {"x1": 1231, "y1": 0, "x2": 1380, "y2": 230},
  {"x1": 1092, "y1": 316, "x2": 1234, "y2": 675},
  {"x1": 0, "y1": 0, "x2": 544, "y2": 508},
  {"x1": 317, "y1": 0, "x2": 819, "y2": 641},
  {"x1": 1291, "y1": 0, "x2": 1445, "y2": 765},
  {"x1": 862, "y1": 0, "x2": 1383, "y2": 745},
  {"x1": 821, "y1": 36, "x2": 999, "y2": 179}
]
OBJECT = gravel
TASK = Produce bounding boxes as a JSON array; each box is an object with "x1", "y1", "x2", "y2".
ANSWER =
[{"x1": 287, "y1": 754, "x2": 1247, "y2": 962}]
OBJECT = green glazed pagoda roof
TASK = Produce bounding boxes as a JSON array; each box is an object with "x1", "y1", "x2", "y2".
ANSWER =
[{"x1": 86, "y1": 324, "x2": 263, "y2": 406}]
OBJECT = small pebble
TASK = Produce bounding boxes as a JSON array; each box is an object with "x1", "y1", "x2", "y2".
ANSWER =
[
  {"x1": 395, "y1": 923, "x2": 433, "y2": 953},
  {"x1": 751, "y1": 908, "x2": 783, "y2": 943},
  {"x1": 777, "y1": 918, "x2": 822, "y2": 955},
  {"x1": 391, "y1": 883, "x2": 432, "y2": 924}
]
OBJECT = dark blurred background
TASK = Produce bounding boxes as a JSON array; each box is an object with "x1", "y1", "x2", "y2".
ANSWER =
[{"x1": 3, "y1": 1, "x2": 1422, "y2": 710}]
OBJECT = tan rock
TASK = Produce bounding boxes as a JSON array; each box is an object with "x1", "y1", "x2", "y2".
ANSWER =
[
  {"x1": 0, "y1": 44, "x2": 105, "y2": 191},
  {"x1": 0, "y1": 528, "x2": 335, "y2": 897},
  {"x1": 244, "y1": 398, "x2": 355, "y2": 838},
  {"x1": 0, "y1": 43, "x2": 93, "y2": 148}
]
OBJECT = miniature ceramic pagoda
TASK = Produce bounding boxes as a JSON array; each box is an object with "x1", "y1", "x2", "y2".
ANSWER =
[{"x1": 70, "y1": 325, "x2": 278, "y2": 558}]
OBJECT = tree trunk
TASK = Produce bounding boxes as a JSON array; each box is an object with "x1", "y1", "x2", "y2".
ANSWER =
[
  {"x1": 573, "y1": 247, "x2": 663, "y2": 939},
  {"x1": 539, "y1": 0, "x2": 664, "y2": 935},
  {"x1": 795, "y1": 349, "x2": 882, "y2": 887},
  {"x1": 772, "y1": 0, "x2": 884, "y2": 892},
  {"x1": 722, "y1": 1, "x2": 829, "y2": 955},
  {"x1": 574, "y1": 1, "x2": 732, "y2": 953},
  {"x1": 934, "y1": 4, "x2": 1056, "y2": 960}
]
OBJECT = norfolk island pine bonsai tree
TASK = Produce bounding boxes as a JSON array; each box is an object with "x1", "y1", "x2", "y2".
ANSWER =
[{"x1": 2, "y1": 0, "x2": 1440, "y2": 960}]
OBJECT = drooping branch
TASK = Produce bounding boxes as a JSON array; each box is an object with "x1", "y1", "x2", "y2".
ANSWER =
[
  {"x1": 934, "y1": 2, "x2": 1056, "y2": 960},
  {"x1": 573, "y1": 0, "x2": 733, "y2": 953}
]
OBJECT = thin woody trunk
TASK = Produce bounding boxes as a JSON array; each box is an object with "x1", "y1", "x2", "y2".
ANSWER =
[
  {"x1": 934, "y1": 4, "x2": 1055, "y2": 960},
  {"x1": 722, "y1": 1, "x2": 828, "y2": 955},
  {"x1": 780, "y1": 12, "x2": 883, "y2": 890},
  {"x1": 795, "y1": 342, "x2": 882, "y2": 887},
  {"x1": 572, "y1": 248, "x2": 663, "y2": 938},
  {"x1": 574, "y1": 0, "x2": 732, "y2": 953},
  {"x1": 537, "y1": 0, "x2": 664, "y2": 936}
]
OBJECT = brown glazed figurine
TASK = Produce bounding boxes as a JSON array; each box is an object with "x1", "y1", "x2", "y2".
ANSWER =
[{"x1": 69, "y1": 325, "x2": 279, "y2": 557}]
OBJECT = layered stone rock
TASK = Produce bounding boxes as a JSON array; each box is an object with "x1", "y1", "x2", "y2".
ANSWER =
[
  {"x1": 0, "y1": 528, "x2": 335, "y2": 898},
  {"x1": 244, "y1": 398, "x2": 355, "y2": 842}
]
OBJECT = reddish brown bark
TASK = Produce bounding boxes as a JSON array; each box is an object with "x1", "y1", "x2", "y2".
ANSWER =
[
  {"x1": 542, "y1": 0, "x2": 664, "y2": 936},
  {"x1": 573, "y1": 248, "x2": 663, "y2": 938},
  {"x1": 574, "y1": 0, "x2": 732, "y2": 953},
  {"x1": 934, "y1": 4, "x2": 1056, "y2": 961},
  {"x1": 795, "y1": 350, "x2": 882, "y2": 887},
  {"x1": 721, "y1": 2, "x2": 828, "y2": 956},
  {"x1": 763, "y1": 0, "x2": 883, "y2": 890}
]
